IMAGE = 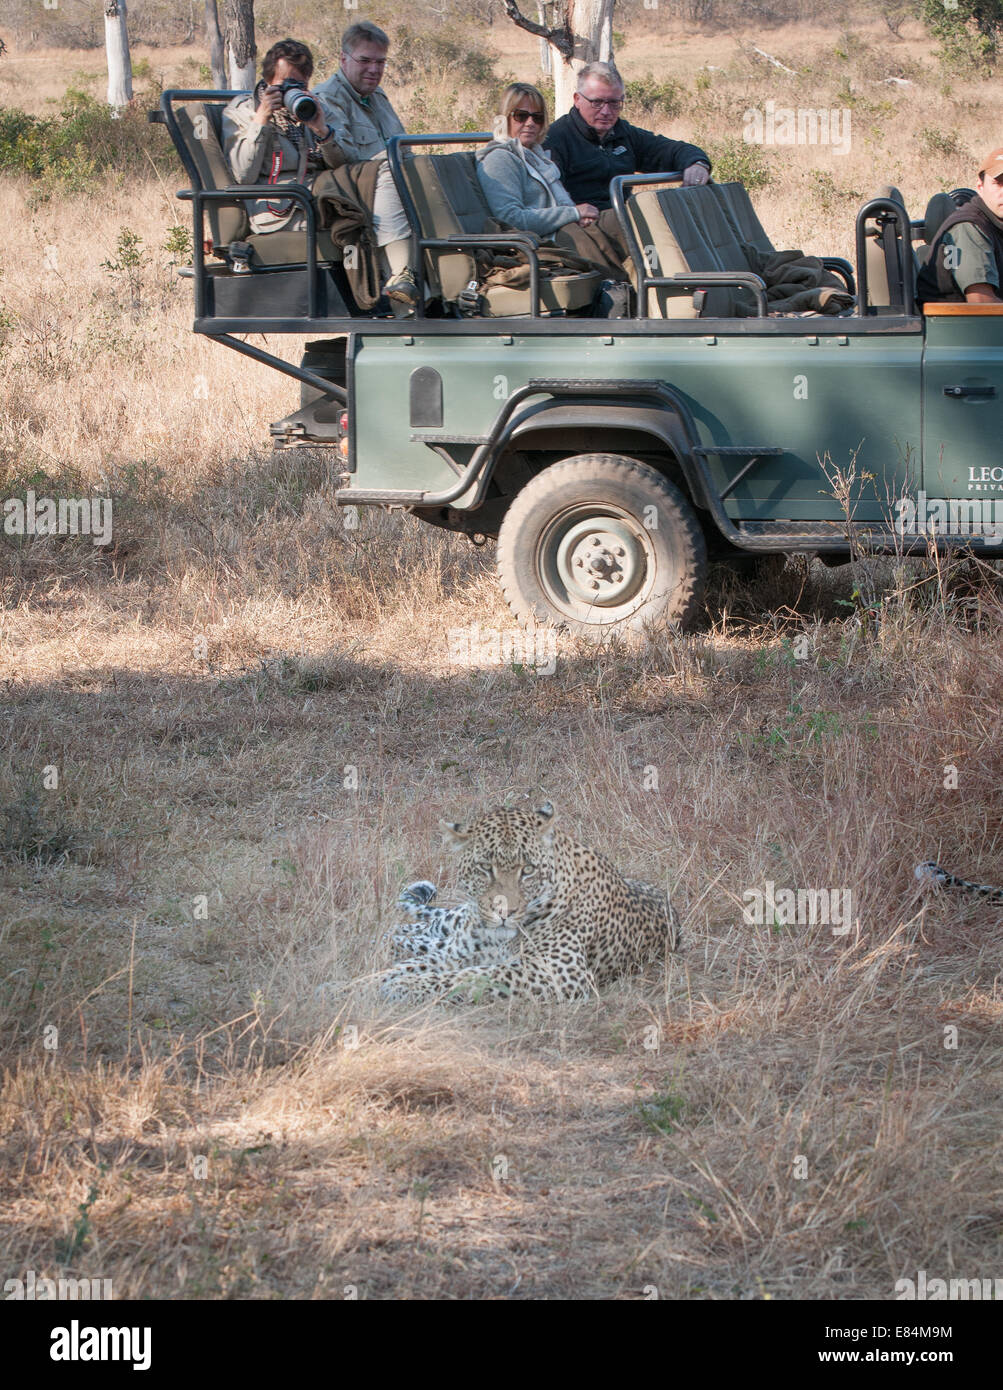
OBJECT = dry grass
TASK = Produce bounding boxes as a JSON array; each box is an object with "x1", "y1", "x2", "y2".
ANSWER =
[{"x1": 2, "y1": 16, "x2": 1003, "y2": 1301}]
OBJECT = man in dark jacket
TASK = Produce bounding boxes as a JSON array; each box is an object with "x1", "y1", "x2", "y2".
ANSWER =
[
  {"x1": 543, "y1": 62, "x2": 711, "y2": 213},
  {"x1": 917, "y1": 147, "x2": 1003, "y2": 305}
]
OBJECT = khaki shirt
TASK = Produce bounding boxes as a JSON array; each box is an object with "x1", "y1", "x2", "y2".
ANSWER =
[
  {"x1": 222, "y1": 92, "x2": 345, "y2": 233},
  {"x1": 942, "y1": 221, "x2": 1000, "y2": 293},
  {"x1": 313, "y1": 68, "x2": 405, "y2": 164}
]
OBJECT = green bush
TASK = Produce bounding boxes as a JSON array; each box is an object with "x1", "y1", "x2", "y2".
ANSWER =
[
  {"x1": 622, "y1": 74, "x2": 683, "y2": 120},
  {"x1": 0, "y1": 91, "x2": 174, "y2": 200},
  {"x1": 391, "y1": 25, "x2": 495, "y2": 86},
  {"x1": 919, "y1": 125, "x2": 969, "y2": 161},
  {"x1": 711, "y1": 137, "x2": 772, "y2": 191},
  {"x1": 921, "y1": 0, "x2": 1003, "y2": 72}
]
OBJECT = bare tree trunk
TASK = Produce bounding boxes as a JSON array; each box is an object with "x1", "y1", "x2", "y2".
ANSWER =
[
  {"x1": 104, "y1": 0, "x2": 133, "y2": 112},
  {"x1": 537, "y1": 2, "x2": 552, "y2": 78},
  {"x1": 205, "y1": 0, "x2": 225, "y2": 88},
  {"x1": 223, "y1": 0, "x2": 256, "y2": 90},
  {"x1": 506, "y1": 0, "x2": 617, "y2": 116}
]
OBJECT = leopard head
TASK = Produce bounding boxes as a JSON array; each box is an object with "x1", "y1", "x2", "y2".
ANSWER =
[{"x1": 440, "y1": 802, "x2": 557, "y2": 925}]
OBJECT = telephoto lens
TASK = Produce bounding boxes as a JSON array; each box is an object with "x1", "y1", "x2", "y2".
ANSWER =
[{"x1": 280, "y1": 81, "x2": 318, "y2": 122}]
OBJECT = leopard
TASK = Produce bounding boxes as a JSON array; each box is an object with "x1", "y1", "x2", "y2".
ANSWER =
[
  {"x1": 383, "y1": 879, "x2": 522, "y2": 966},
  {"x1": 378, "y1": 801, "x2": 682, "y2": 1003},
  {"x1": 915, "y1": 862, "x2": 1003, "y2": 903}
]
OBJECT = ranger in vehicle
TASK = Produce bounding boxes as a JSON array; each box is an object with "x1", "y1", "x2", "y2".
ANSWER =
[{"x1": 151, "y1": 88, "x2": 1003, "y2": 634}]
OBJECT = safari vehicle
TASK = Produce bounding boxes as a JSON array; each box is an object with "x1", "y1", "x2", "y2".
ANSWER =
[{"x1": 152, "y1": 89, "x2": 1003, "y2": 634}]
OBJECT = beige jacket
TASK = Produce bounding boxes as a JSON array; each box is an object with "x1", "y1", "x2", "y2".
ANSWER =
[
  {"x1": 222, "y1": 92, "x2": 346, "y2": 233},
  {"x1": 312, "y1": 68, "x2": 405, "y2": 164}
]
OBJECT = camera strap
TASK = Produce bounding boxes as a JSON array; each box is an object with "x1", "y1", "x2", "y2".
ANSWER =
[{"x1": 263, "y1": 119, "x2": 311, "y2": 222}]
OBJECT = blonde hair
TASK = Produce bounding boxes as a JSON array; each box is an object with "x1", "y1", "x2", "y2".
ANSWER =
[{"x1": 499, "y1": 82, "x2": 549, "y2": 144}]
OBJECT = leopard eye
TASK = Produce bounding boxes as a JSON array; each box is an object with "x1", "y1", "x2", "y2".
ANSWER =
[{"x1": 520, "y1": 864, "x2": 537, "y2": 880}]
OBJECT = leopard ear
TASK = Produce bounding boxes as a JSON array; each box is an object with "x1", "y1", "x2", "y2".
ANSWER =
[
  {"x1": 440, "y1": 818, "x2": 470, "y2": 850},
  {"x1": 535, "y1": 801, "x2": 556, "y2": 832}
]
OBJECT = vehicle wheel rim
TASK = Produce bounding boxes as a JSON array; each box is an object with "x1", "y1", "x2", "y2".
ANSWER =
[{"x1": 537, "y1": 506, "x2": 658, "y2": 622}]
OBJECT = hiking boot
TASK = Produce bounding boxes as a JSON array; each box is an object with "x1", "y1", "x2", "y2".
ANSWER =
[
  {"x1": 596, "y1": 278, "x2": 632, "y2": 319},
  {"x1": 384, "y1": 266, "x2": 420, "y2": 311}
]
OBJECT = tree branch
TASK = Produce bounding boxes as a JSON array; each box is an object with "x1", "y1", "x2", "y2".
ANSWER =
[{"x1": 503, "y1": 0, "x2": 573, "y2": 59}]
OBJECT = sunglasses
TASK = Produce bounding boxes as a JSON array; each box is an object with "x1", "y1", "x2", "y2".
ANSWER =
[{"x1": 512, "y1": 109, "x2": 544, "y2": 124}]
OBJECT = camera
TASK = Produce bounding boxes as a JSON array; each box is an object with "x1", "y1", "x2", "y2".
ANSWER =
[{"x1": 271, "y1": 79, "x2": 318, "y2": 123}]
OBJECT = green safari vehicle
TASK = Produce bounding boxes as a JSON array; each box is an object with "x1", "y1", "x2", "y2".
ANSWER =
[{"x1": 153, "y1": 90, "x2": 1003, "y2": 633}]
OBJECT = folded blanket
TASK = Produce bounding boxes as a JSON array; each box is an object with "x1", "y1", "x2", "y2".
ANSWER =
[
  {"x1": 313, "y1": 160, "x2": 384, "y2": 310},
  {"x1": 741, "y1": 244, "x2": 855, "y2": 316}
]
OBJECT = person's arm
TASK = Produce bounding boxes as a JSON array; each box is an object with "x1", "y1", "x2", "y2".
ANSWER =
[
  {"x1": 945, "y1": 225, "x2": 1003, "y2": 303},
  {"x1": 632, "y1": 124, "x2": 711, "y2": 179},
  {"x1": 314, "y1": 83, "x2": 370, "y2": 164},
  {"x1": 965, "y1": 283, "x2": 1003, "y2": 303},
  {"x1": 222, "y1": 98, "x2": 273, "y2": 184},
  {"x1": 476, "y1": 148, "x2": 581, "y2": 235}
]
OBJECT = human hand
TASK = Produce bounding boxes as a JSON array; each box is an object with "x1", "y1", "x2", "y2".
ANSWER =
[
  {"x1": 254, "y1": 85, "x2": 283, "y2": 126},
  {"x1": 303, "y1": 96, "x2": 330, "y2": 138},
  {"x1": 576, "y1": 202, "x2": 599, "y2": 225},
  {"x1": 682, "y1": 162, "x2": 710, "y2": 187}
]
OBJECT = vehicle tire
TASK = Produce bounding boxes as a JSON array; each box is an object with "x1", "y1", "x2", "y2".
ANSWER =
[{"x1": 496, "y1": 453, "x2": 706, "y2": 636}]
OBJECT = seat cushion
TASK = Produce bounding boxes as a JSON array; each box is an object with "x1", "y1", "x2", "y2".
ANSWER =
[
  {"x1": 712, "y1": 182, "x2": 774, "y2": 258},
  {"x1": 175, "y1": 101, "x2": 249, "y2": 247},
  {"x1": 403, "y1": 148, "x2": 598, "y2": 314},
  {"x1": 483, "y1": 271, "x2": 601, "y2": 316},
  {"x1": 247, "y1": 229, "x2": 340, "y2": 266}
]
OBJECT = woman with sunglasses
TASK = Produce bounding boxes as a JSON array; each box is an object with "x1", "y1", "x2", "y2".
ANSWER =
[{"x1": 475, "y1": 83, "x2": 600, "y2": 236}]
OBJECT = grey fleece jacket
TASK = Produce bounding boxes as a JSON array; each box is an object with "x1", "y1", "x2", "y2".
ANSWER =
[{"x1": 475, "y1": 136, "x2": 581, "y2": 235}]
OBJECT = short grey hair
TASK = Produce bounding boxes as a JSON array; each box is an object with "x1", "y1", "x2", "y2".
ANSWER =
[
  {"x1": 577, "y1": 62, "x2": 623, "y2": 92},
  {"x1": 343, "y1": 21, "x2": 390, "y2": 54}
]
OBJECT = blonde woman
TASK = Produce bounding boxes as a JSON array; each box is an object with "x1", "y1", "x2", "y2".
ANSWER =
[
  {"x1": 475, "y1": 83, "x2": 599, "y2": 235},
  {"x1": 476, "y1": 82, "x2": 631, "y2": 295}
]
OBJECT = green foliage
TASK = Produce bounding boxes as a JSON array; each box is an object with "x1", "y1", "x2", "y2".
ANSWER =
[
  {"x1": 393, "y1": 24, "x2": 495, "y2": 86},
  {"x1": 918, "y1": 125, "x2": 969, "y2": 161},
  {"x1": 0, "y1": 784, "x2": 77, "y2": 864},
  {"x1": 808, "y1": 169, "x2": 860, "y2": 217},
  {"x1": 711, "y1": 137, "x2": 772, "y2": 191},
  {"x1": 162, "y1": 223, "x2": 194, "y2": 267},
  {"x1": 622, "y1": 74, "x2": 683, "y2": 120},
  {"x1": 921, "y1": 0, "x2": 1003, "y2": 71},
  {"x1": 102, "y1": 227, "x2": 151, "y2": 318},
  {"x1": 639, "y1": 1089, "x2": 687, "y2": 1134},
  {"x1": 0, "y1": 91, "x2": 174, "y2": 203}
]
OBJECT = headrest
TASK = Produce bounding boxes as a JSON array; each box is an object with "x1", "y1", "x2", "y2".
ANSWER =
[{"x1": 923, "y1": 192, "x2": 957, "y2": 243}]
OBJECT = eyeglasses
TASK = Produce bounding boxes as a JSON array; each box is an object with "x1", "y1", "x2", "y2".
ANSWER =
[
  {"x1": 577, "y1": 94, "x2": 624, "y2": 112},
  {"x1": 511, "y1": 109, "x2": 544, "y2": 124},
  {"x1": 343, "y1": 52, "x2": 387, "y2": 68}
]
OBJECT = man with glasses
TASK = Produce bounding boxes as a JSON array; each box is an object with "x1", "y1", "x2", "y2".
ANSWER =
[
  {"x1": 314, "y1": 21, "x2": 417, "y2": 308},
  {"x1": 543, "y1": 62, "x2": 711, "y2": 214}
]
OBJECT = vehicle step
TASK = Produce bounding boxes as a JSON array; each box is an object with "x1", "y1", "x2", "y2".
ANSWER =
[
  {"x1": 410, "y1": 433, "x2": 490, "y2": 444},
  {"x1": 693, "y1": 445, "x2": 785, "y2": 456}
]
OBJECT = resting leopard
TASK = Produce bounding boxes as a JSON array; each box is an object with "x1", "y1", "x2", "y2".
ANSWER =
[
  {"x1": 915, "y1": 862, "x2": 1003, "y2": 903},
  {"x1": 379, "y1": 802, "x2": 682, "y2": 1002}
]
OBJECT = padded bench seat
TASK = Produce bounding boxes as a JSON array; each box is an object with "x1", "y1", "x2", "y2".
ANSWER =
[
  {"x1": 400, "y1": 149, "x2": 601, "y2": 316},
  {"x1": 628, "y1": 182, "x2": 776, "y2": 317},
  {"x1": 173, "y1": 101, "x2": 341, "y2": 268}
]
